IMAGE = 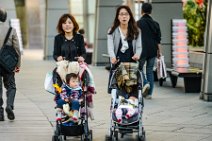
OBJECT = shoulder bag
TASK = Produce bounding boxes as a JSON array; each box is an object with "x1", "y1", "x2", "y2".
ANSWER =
[{"x1": 0, "y1": 27, "x2": 19, "y2": 73}]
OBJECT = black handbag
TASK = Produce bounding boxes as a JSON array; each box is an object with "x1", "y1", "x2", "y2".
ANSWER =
[{"x1": 0, "y1": 27, "x2": 19, "y2": 73}]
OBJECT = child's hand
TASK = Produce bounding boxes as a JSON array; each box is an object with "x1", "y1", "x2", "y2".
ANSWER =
[{"x1": 65, "y1": 98, "x2": 69, "y2": 102}]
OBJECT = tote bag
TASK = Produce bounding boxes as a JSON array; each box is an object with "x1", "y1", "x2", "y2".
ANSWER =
[
  {"x1": 44, "y1": 71, "x2": 56, "y2": 95},
  {"x1": 157, "y1": 55, "x2": 167, "y2": 79}
]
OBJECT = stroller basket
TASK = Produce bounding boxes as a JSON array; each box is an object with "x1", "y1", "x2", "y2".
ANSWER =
[{"x1": 60, "y1": 124, "x2": 84, "y2": 136}]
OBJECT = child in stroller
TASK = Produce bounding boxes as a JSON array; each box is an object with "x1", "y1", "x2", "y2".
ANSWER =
[
  {"x1": 56, "y1": 73, "x2": 83, "y2": 123},
  {"x1": 52, "y1": 61, "x2": 94, "y2": 141},
  {"x1": 106, "y1": 62, "x2": 146, "y2": 141},
  {"x1": 115, "y1": 95, "x2": 138, "y2": 124}
]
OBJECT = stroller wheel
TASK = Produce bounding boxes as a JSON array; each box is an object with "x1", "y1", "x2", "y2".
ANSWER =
[
  {"x1": 114, "y1": 130, "x2": 118, "y2": 141},
  {"x1": 105, "y1": 135, "x2": 112, "y2": 141},
  {"x1": 81, "y1": 130, "x2": 92, "y2": 141},
  {"x1": 89, "y1": 130, "x2": 93, "y2": 141},
  {"x1": 105, "y1": 128, "x2": 113, "y2": 141},
  {"x1": 58, "y1": 135, "x2": 63, "y2": 141},
  {"x1": 138, "y1": 131, "x2": 146, "y2": 141},
  {"x1": 52, "y1": 135, "x2": 58, "y2": 141}
]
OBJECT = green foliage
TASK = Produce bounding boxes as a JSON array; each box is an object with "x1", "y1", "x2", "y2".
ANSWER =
[{"x1": 183, "y1": 0, "x2": 207, "y2": 47}]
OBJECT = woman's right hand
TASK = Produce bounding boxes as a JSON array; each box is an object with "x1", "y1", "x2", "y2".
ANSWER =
[
  {"x1": 111, "y1": 57, "x2": 118, "y2": 64},
  {"x1": 57, "y1": 56, "x2": 63, "y2": 61}
]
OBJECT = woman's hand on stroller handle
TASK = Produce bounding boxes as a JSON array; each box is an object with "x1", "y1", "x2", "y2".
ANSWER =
[
  {"x1": 111, "y1": 57, "x2": 120, "y2": 70},
  {"x1": 74, "y1": 56, "x2": 85, "y2": 64},
  {"x1": 57, "y1": 56, "x2": 65, "y2": 61},
  {"x1": 111, "y1": 57, "x2": 119, "y2": 64},
  {"x1": 132, "y1": 54, "x2": 139, "y2": 61}
]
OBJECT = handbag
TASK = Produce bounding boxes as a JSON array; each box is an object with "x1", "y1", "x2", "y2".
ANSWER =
[
  {"x1": 0, "y1": 27, "x2": 19, "y2": 73},
  {"x1": 157, "y1": 55, "x2": 167, "y2": 79},
  {"x1": 44, "y1": 71, "x2": 56, "y2": 95}
]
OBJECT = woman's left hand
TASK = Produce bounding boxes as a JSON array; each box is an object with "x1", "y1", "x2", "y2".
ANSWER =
[{"x1": 132, "y1": 54, "x2": 139, "y2": 61}]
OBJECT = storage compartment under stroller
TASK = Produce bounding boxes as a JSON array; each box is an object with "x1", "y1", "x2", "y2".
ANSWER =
[{"x1": 60, "y1": 124, "x2": 84, "y2": 136}]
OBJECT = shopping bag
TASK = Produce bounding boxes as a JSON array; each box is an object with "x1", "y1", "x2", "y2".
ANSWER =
[
  {"x1": 44, "y1": 71, "x2": 56, "y2": 95},
  {"x1": 156, "y1": 56, "x2": 167, "y2": 79}
]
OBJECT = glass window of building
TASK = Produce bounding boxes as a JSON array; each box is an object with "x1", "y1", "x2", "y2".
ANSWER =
[{"x1": 69, "y1": 0, "x2": 84, "y2": 28}]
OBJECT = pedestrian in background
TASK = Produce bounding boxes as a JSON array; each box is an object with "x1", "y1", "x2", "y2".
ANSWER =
[
  {"x1": 107, "y1": 5, "x2": 142, "y2": 94},
  {"x1": 0, "y1": 7, "x2": 21, "y2": 121},
  {"x1": 78, "y1": 28, "x2": 88, "y2": 49},
  {"x1": 79, "y1": 28, "x2": 93, "y2": 64},
  {"x1": 137, "y1": 3, "x2": 162, "y2": 99}
]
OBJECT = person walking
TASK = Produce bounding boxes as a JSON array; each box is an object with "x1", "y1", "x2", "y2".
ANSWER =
[
  {"x1": 0, "y1": 8, "x2": 21, "y2": 121},
  {"x1": 107, "y1": 5, "x2": 142, "y2": 94},
  {"x1": 137, "y1": 3, "x2": 162, "y2": 99}
]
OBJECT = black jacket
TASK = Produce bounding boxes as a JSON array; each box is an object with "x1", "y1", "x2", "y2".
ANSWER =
[
  {"x1": 53, "y1": 33, "x2": 86, "y2": 61},
  {"x1": 137, "y1": 14, "x2": 161, "y2": 58}
]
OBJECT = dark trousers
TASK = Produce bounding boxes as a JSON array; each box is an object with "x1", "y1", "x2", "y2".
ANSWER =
[{"x1": 0, "y1": 71, "x2": 16, "y2": 109}]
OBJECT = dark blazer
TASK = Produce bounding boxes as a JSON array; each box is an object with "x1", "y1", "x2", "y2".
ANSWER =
[
  {"x1": 137, "y1": 14, "x2": 161, "y2": 59},
  {"x1": 53, "y1": 33, "x2": 86, "y2": 61}
]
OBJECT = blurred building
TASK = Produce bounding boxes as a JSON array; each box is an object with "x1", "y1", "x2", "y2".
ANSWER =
[
  {"x1": 1, "y1": 0, "x2": 212, "y2": 100},
  {"x1": 0, "y1": 0, "x2": 205, "y2": 69}
]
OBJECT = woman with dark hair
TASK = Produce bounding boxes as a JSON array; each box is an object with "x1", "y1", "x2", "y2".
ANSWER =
[
  {"x1": 107, "y1": 5, "x2": 141, "y2": 64},
  {"x1": 106, "y1": 5, "x2": 142, "y2": 126},
  {"x1": 107, "y1": 5, "x2": 142, "y2": 93},
  {"x1": 53, "y1": 13, "x2": 86, "y2": 62}
]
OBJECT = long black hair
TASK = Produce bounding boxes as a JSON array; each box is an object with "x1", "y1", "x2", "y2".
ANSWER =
[{"x1": 108, "y1": 5, "x2": 139, "y2": 40}]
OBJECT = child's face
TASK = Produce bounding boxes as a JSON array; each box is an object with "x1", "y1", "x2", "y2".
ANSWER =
[{"x1": 69, "y1": 77, "x2": 79, "y2": 88}]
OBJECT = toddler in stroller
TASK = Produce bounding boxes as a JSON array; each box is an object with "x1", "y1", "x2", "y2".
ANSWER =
[
  {"x1": 52, "y1": 61, "x2": 94, "y2": 141},
  {"x1": 56, "y1": 73, "x2": 83, "y2": 123},
  {"x1": 106, "y1": 62, "x2": 146, "y2": 141}
]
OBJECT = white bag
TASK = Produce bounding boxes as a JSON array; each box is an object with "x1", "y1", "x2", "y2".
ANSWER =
[
  {"x1": 157, "y1": 56, "x2": 167, "y2": 79},
  {"x1": 44, "y1": 71, "x2": 56, "y2": 95}
]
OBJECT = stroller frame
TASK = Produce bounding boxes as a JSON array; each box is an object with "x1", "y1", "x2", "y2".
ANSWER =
[
  {"x1": 52, "y1": 67, "x2": 93, "y2": 141},
  {"x1": 106, "y1": 63, "x2": 146, "y2": 141}
]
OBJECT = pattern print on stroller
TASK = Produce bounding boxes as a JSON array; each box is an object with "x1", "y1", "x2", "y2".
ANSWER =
[
  {"x1": 106, "y1": 62, "x2": 146, "y2": 141},
  {"x1": 52, "y1": 61, "x2": 95, "y2": 141}
]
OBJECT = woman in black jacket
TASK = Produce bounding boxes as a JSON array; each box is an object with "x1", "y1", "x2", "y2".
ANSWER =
[{"x1": 53, "y1": 13, "x2": 86, "y2": 62}]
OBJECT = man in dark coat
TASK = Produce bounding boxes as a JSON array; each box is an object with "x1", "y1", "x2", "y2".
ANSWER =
[
  {"x1": 0, "y1": 7, "x2": 21, "y2": 121},
  {"x1": 137, "y1": 3, "x2": 161, "y2": 99}
]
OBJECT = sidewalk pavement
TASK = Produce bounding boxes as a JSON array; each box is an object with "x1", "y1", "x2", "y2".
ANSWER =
[{"x1": 0, "y1": 49, "x2": 212, "y2": 141}]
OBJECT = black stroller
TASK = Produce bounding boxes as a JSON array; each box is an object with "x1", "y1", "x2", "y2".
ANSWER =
[
  {"x1": 52, "y1": 63, "x2": 93, "y2": 141},
  {"x1": 105, "y1": 62, "x2": 146, "y2": 141}
]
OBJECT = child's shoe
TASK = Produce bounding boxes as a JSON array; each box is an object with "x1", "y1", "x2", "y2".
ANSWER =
[
  {"x1": 115, "y1": 108, "x2": 123, "y2": 123},
  {"x1": 72, "y1": 110, "x2": 79, "y2": 122},
  {"x1": 63, "y1": 104, "x2": 70, "y2": 115},
  {"x1": 125, "y1": 108, "x2": 136, "y2": 119}
]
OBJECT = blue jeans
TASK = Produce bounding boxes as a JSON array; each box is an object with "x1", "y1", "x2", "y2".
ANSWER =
[
  {"x1": 139, "y1": 57, "x2": 156, "y2": 95},
  {"x1": 56, "y1": 99, "x2": 80, "y2": 111}
]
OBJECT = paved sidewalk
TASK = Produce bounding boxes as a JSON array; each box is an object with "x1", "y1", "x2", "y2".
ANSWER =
[{"x1": 0, "y1": 49, "x2": 212, "y2": 141}]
